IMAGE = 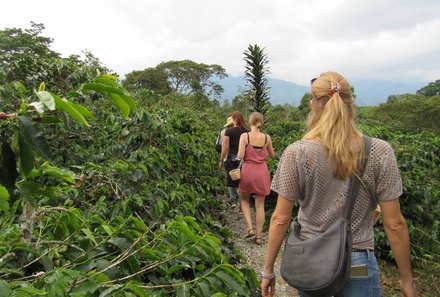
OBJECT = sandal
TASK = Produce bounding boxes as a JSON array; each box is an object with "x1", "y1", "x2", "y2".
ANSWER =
[
  {"x1": 254, "y1": 237, "x2": 262, "y2": 245},
  {"x1": 245, "y1": 229, "x2": 255, "y2": 239}
]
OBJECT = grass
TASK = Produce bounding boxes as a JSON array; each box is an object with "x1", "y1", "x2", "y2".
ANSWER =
[{"x1": 379, "y1": 258, "x2": 440, "y2": 296}]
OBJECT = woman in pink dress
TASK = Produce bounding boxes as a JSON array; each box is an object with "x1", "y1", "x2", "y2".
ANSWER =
[{"x1": 237, "y1": 112, "x2": 275, "y2": 245}]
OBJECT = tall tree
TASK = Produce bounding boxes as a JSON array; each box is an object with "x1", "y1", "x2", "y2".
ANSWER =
[
  {"x1": 122, "y1": 67, "x2": 171, "y2": 95},
  {"x1": 243, "y1": 44, "x2": 271, "y2": 117},
  {"x1": 0, "y1": 22, "x2": 59, "y2": 89}
]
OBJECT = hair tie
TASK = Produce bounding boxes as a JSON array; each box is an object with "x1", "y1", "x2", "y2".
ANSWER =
[{"x1": 329, "y1": 82, "x2": 341, "y2": 96}]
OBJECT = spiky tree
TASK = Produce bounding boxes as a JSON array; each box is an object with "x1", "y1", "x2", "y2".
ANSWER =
[{"x1": 243, "y1": 44, "x2": 271, "y2": 117}]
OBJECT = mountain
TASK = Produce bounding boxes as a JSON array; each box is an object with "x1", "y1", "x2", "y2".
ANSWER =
[
  {"x1": 350, "y1": 79, "x2": 427, "y2": 106},
  {"x1": 219, "y1": 76, "x2": 428, "y2": 106},
  {"x1": 219, "y1": 76, "x2": 308, "y2": 106}
]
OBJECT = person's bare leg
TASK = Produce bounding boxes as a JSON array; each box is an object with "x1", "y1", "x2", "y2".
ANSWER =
[
  {"x1": 240, "y1": 191, "x2": 254, "y2": 237},
  {"x1": 254, "y1": 195, "x2": 266, "y2": 244}
]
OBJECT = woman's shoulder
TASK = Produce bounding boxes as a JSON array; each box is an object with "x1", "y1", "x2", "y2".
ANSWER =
[
  {"x1": 283, "y1": 139, "x2": 320, "y2": 155},
  {"x1": 370, "y1": 137, "x2": 395, "y2": 155}
]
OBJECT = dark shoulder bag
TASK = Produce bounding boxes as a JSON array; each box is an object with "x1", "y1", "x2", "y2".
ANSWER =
[
  {"x1": 215, "y1": 131, "x2": 222, "y2": 153},
  {"x1": 280, "y1": 136, "x2": 372, "y2": 297}
]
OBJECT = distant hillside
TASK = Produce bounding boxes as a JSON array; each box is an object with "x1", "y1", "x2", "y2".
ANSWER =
[
  {"x1": 219, "y1": 76, "x2": 428, "y2": 106},
  {"x1": 219, "y1": 76, "x2": 308, "y2": 106},
  {"x1": 350, "y1": 79, "x2": 427, "y2": 106}
]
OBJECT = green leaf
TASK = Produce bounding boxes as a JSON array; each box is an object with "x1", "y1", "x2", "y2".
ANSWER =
[
  {"x1": 17, "y1": 116, "x2": 53, "y2": 161},
  {"x1": 14, "y1": 285, "x2": 47, "y2": 295},
  {"x1": 18, "y1": 133, "x2": 35, "y2": 177},
  {"x1": 176, "y1": 283, "x2": 189, "y2": 297},
  {"x1": 215, "y1": 266, "x2": 247, "y2": 296},
  {"x1": 98, "y1": 285, "x2": 123, "y2": 297},
  {"x1": 37, "y1": 91, "x2": 56, "y2": 110},
  {"x1": 81, "y1": 228, "x2": 98, "y2": 246},
  {"x1": 110, "y1": 93, "x2": 130, "y2": 119},
  {"x1": 101, "y1": 224, "x2": 114, "y2": 236},
  {"x1": 94, "y1": 76, "x2": 121, "y2": 87},
  {"x1": 130, "y1": 216, "x2": 147, "y2": 230},
  {"x1": 16, "y1": 181, "x2": 52, "y2": 205},
  {"x1": 0, "y1": 280, "x2": 12, "y2": 297},
  {"x1": 82, "y1": 82, "x2": 136, "y2": 114},
  {"x1": 0, "y1": 185, "x2": 10, "y2": 212},
  {"x1": 196, "y1": 281, "x2": 211, "y2": 297},
  {"x1": 41, "y1": 162, "x2": 76, "y2": 183},
  {"x1": 70, "y1": 279, "x2": 101, "y2": 296},
  {"x1": 70, "y1": 101, "x2": 94, "y2": 119},
  {"x1": 52, "y1": 94, "x2": 90, "y2": 126}
]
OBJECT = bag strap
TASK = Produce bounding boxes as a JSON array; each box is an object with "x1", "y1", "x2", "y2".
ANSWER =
[
  {"x1": 237, "y1": 159, "x2": 243, "y2": 169},
  {"x1": 344, "y1": 136, "x2": 372, "y2": 221}
]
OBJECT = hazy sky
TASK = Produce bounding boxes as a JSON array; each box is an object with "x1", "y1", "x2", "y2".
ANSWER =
[{"x1": 1, "y1": 0, "x2": 439, "y2": 85}]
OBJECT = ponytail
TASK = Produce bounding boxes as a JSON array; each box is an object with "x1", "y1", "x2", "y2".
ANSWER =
[{"x1": 303, "y1": 72, "x2": 363, "y2": 179}]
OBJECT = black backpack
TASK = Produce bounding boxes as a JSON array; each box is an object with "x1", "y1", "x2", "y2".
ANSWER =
[{"x1": 215, "y1": 131, "x2": 222, "y2": 153}]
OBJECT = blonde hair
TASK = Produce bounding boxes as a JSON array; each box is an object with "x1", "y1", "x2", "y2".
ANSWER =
[
  {"x1": 303, "y1": 71, "x2": 363, "y2": 179},
  {"x1": 249, "y1": 112, "x2": 264, "y2": 130}
]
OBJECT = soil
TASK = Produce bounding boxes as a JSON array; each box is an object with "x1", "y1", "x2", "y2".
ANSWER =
[{"x1": 222, "y1": 201, "x2": 299, "y2": 297}]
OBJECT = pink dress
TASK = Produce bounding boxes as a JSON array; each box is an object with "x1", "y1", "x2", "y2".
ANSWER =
[{"x1": 239, "y1": 143, "x2": 270, "y2": 196}]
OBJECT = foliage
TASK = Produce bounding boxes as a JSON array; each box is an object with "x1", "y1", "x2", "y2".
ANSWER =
[
  {"x1": 157, "y1": 60, "x2": 227, "y2": 99},
  {"x1": 0, "y1": 73, "x2": 258, "y2": 296},
  {"x1": 358, "y1": 125, "x2": 440, "y2": 271},
  {"x1": 124, "y1": 60, "x2": 228, "y2": 101},
  {"x1": 0, "y1": 23, "x2": 112, "y2": 100},
  {"x1": 1, "y1": 23, "x2": 438, "y2": 296},
  {"x1": 243, "y1": 44, "x2": 271, "y2": 117},
  {"x1": 416, "y1": 79, "x2": 440, "y2": 97},
  {"x1": 298, "y1": 92, "x2": 311, "y2": 119},
  {"x1": 122, "y1": 67, "x2": 171, "y2": 95},
  {"x1": 266, "y1": 105, "x2": 302, "y2": 128},
  {"x1": 373, "y1": 94, "x2": 440, "y2": 134},
  {"x1": 0, "y1": 22, "x2": 59, "y2": 87}
]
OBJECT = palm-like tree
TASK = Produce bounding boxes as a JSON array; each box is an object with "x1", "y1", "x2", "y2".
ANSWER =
[{"x1": 243, "y1": 44, "x2": 271, "y2": 117}]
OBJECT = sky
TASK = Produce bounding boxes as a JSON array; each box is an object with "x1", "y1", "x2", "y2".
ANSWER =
[{"x1": 1, "y1": 0, "x2": 440, "y2": 86}]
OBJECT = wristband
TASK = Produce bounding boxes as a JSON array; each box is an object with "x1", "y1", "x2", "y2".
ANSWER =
[{"x1": 259, "y1": 271, "x2": 275, "y2": 279}]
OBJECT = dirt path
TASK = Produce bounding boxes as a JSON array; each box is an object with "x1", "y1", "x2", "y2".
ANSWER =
[{"x1": 223, "y1": 202, "x2": 299, "y2": 297}]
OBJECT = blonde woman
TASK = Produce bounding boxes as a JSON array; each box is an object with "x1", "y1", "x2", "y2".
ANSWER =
[
  {"x1": 261, "y1": 72, "x2": 418, "y2": 297},
  {"x1": 237, "y1": 112, "x2": 275, "y2": 245}
]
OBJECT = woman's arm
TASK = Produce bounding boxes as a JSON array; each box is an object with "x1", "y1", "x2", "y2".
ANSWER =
[
  {"x1": 380, "y1": 198, "x2": 418, "y2": 297},
  {"x1": 266, "y1": 135, "x2": 275, "y2": 158},
  {"x1": 261, "y1": 195, "x2": 294, "y2": 297},
  {"x1": 219, "y1": 135, "x2": 230, "y2": 168},
  {"x1": 237, "y1": 134, "x2": 247, "y2": 160}
]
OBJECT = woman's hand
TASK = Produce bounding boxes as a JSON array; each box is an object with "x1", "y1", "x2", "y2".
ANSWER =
[
  {"x1": 400, "y1": 278, "x2": 418, "y2": 297},
  {"x1": 218, "y1": 160, "x2": 224, "y2": 169},
  {"x1": 261, "y1": 276, "x2": 276, "y2": 297}
]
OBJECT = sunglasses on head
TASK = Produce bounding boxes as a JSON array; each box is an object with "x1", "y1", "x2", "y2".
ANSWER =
[{"x1": 310, "y1": 78, "x2": 317, "y2": 85}]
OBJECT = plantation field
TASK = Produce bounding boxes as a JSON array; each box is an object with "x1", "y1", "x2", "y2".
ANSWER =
[{"x1": 1, "y1": 24, "x2": 439, "y2": 296}]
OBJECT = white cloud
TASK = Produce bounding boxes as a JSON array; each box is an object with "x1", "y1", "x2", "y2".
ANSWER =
[{"x1": 1, "y1": 0, "x2": 439, "y2": 85}]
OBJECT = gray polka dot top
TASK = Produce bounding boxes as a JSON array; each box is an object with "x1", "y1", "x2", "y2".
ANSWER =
[{"x1": 271, "y1": 137, "x2": 402, "y2": 249}]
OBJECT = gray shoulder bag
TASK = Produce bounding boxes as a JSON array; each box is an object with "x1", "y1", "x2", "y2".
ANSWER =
[{"x1": 280, "y1": 136, "x2": 372, "y2": 297}]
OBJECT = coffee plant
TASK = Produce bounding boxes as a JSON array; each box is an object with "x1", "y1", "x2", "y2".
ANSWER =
[{"x1": 0, "y1": 75, "x2": 260, "y2": 296}]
